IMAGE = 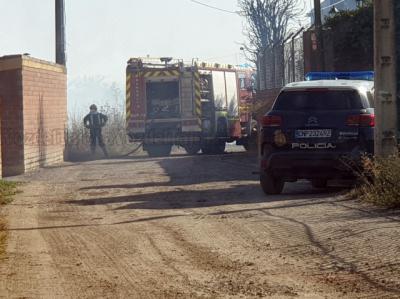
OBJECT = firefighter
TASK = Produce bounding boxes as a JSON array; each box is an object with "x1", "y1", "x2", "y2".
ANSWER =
[{"x1": 83, "y1": 104, "x2": 109, "y2": 157}]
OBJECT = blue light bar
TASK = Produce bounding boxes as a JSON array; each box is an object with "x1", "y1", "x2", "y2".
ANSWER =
[{"x1": 305, "y1": 71, "x2": 374, "y2": 81}]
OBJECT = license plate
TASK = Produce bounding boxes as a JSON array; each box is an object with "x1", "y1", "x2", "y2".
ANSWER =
[{"x1": 295, "y1": 129, "x2": 332, "y2": 138}]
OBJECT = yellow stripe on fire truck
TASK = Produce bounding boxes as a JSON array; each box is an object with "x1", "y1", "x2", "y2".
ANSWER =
[
  {"x1": 126, "y1": 72, "x2": 132, "y2": 126},
  {"x1": 193, "y1": 71, "x2": 202, "y2": 127},
  {"x1": 143, "y1": 70, "x2": 180, "y2": 78}
]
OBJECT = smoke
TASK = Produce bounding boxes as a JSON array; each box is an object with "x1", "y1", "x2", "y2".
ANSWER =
[{"x1": 68, "y1": 75, "x2": 124, "y2": 119}]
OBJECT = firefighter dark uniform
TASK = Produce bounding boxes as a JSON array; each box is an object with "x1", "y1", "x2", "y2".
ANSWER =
[{"x1": 83, "y1": 105, "x2": 108, "y2": 157}]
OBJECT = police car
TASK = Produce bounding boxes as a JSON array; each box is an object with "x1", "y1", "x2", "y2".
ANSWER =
[{"x1": 259, "y1": 72, "x2": 375, "y2": 195}]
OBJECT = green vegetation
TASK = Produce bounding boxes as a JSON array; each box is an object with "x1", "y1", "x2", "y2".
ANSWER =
[
  {"x1": 324, "y1": 1, "x2": 373, "y2": 70},
  {"x1": 0, "y1": 180, "x2": 18, "y2": 205},
  {"x1": 0, "y1": 180, "x2": 18, "y2": 257},
  {"x1": 352, "y1": 156, "x2": 400, "y2": 209}
]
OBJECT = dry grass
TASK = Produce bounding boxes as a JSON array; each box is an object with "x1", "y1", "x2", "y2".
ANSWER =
[
  {"x1": 351, "y1": 156, "x2": 400, "y2": 208},
  {"x1": 0, "y1": 181, "x2": 17, "y2": 205},
  {"x1": 0, "y1": 219, "x2": 5, "y2": 257},
  {"x1": 66, "y1": 104, "x2": 141, "y2": 161},
  {"x1": 0, "y1": 180, "x2": 17, "y2": 257}
]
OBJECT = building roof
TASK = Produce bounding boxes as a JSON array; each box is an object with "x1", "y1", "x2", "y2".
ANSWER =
[{"x1": 0, "y1": 54, "x2": 66, "y2": 73}]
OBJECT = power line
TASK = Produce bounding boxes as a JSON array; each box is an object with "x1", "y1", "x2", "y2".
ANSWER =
[
  {"x1": 188, "y1": 0, "x2": 239, "y2": 15},
  {"x1": 321, "y1": 0, "x2": 346, "y2": 10}
]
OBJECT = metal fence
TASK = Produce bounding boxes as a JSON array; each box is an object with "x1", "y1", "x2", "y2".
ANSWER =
[
  {"x1": 284, "y1": 35, "x2": 305, "y2": 85},
  {"x1": 257, "y1": 28, "x2": 305, "y2": 90},
  {"x1": 257, "y1": 45, "x2": 284, "y2": 90}
]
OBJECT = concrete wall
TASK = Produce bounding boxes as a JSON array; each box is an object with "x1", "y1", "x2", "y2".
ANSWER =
[{"x1": 0, "y1": 55, "x2": 67, "y2": 177}]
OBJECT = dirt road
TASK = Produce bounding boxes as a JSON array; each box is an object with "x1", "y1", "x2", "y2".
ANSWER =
[{"x1": 0, "y1": 149, "x2": 400, "y2": 298}]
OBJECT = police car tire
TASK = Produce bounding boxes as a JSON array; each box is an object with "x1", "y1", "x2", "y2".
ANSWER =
[{"x1": 260, "y1": 172, "x2": 284, "y2": 195}]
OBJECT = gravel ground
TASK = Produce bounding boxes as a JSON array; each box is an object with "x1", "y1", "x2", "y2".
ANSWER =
[{"x1": 0, "y1": 148, "x2": 399, "y2": 298}]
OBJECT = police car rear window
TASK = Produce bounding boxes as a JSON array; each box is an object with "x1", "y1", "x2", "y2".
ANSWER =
[{"x1": 274, "y1": 90, "x2": 363, "y2": 111}]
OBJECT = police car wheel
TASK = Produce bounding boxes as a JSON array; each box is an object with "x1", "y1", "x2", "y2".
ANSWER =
[{"x1": 260, "y1": 171, "x2": 284, "y2": 195}]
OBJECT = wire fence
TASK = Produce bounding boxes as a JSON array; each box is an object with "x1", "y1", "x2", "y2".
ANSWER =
[
  {"x1": 257, "y1": 29, "x2": 305, "y2": 90},
  {"x1": 284, "y1": 35, "x2": 305, "y2": 85}
]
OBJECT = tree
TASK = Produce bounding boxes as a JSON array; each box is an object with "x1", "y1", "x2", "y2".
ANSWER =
[
  {"x1": 323, "y1": 2, "x2": 373, "y2": 71},
  {"x1": 238, "y1": 0, "x2": 302, "y2": 61}
]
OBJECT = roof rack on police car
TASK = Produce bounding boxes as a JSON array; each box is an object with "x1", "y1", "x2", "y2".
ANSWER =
[{"x1": 305, "y1": 71, "x2": 374, "y2": 81}]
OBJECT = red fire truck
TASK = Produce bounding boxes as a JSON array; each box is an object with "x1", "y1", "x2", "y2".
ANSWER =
[{"x1": 125, "y1": 57, "x2": 255, "y2": 156}]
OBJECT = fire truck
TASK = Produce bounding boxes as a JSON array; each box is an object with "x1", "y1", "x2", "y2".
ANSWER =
[
  {"x1": 125, "y1": 57, "x2": 255, "y2": 156},
  {"x1": 236, "y1": 66, "x2": 257, "y2": 150}
]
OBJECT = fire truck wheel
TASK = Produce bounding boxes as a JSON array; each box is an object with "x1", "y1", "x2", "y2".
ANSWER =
[
  {"x1": 201, "y1": 140, "x2": 225, "y2": 155},
  {"x1": 184, "y1": 143, "x2": 201, "y2": 155},
  {"x1": 243, "y1": 123, "x2": 258, "y2": 153},
  {"x1": 260, "y1": 171, "x2": 284, "y2": 195},
  {"x1": 146, "y1": 145, "x2": 172, "y2": 157},
  {"x1": 213, "y1": 140, "x2": 226, "y2": 154},
  {"x1": 243, "y1": 136, "x2": 257, "y2": 152}
]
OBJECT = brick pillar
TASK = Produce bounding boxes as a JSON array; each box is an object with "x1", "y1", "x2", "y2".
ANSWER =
[{"x1": 0, "y1": 55, "x2": 67, "y2": 176}]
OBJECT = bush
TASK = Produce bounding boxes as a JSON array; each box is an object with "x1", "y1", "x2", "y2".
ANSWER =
[
  {"x1": 352, "y1": 156, "x2": 400, "y2": 208},
  {"x1": 0, "y1": 219, "x2": 5, "y2": 257},
  {"x1": 66, "y1": 104, "x2": 142, "y2": 161},
  {"x1": 0, "y1": 181, "x2": 17, "y2": 205},
  {"x1": 324, "y1": 1, "x2": 373, "y2": 71}
]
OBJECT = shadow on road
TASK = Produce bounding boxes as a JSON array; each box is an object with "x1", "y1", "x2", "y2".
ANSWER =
[
  {"x1": 69, "y1": 182, "x2": 347, "y2": 211},
  {"x1": 69, "y1": 151, "x2": 352, "y2": 210}
]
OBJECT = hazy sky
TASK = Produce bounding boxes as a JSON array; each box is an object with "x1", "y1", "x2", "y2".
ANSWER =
[{"x1": 0, "y1": 0, "x2": 312, "y2": 85}]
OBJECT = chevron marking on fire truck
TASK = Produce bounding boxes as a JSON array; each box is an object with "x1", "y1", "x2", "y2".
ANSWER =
[
  {"x1": 126, "y1": 73, "x2": 132, "y2": 125},
  {"x1": 193, "y1": 71, "x2": 202, "y2": 127},
  {"x1": 143, "y1": 70, "x2": 180, "y2": 78}
]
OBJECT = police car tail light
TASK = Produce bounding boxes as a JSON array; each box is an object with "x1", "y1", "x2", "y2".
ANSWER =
[
  {"x1": 262, "y1": 115, "x2": 282, "y2": 127},
  {"x1": 346, "y1": 114, "x2": 375, "y2": 127},
  {"x1": 360, "y1": 114, "x2": 375, "y2": 127}
]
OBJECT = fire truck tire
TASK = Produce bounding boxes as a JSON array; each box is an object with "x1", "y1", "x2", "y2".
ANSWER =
[
  {"x1": 146, "y1": 145, "x2": 172, "y2": 157},
  {"x1": 201, "y1": 140, "x2": 226, "y2": 155},
  {"x1": 243, "y1": 122, "x2": 258, "y2": 152},
  {"x1": 184, "y1": 144, "x2": 201, "y2": 155},
  {"x1": 243, "y1": 135, "x2": 257, "y2": 152},
  {"x1": 213, "y1": 140, "x2": 226, "y2": 154}
]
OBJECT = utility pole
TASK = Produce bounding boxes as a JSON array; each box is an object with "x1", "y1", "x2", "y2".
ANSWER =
[
  {"x1": 374, "y1": 0, "x2": 398, "y2": 157},
  {"x1": 55, "y1": 0, "x2": 66, "y2": 66},
  {"x1": 313, "y1": 0, "x2": 325, "y2": 71},
  {"x1": 396, "y1": 1, "x2": 400, "y2": 136}
]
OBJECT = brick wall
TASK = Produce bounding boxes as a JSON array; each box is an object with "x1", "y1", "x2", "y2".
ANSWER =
[
  {"x1": 0, "y1": 55, "x2": 67, "y2": 176},
  {"x1": 0, "y1": 68, "x2": 24, "y2": 176}
]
